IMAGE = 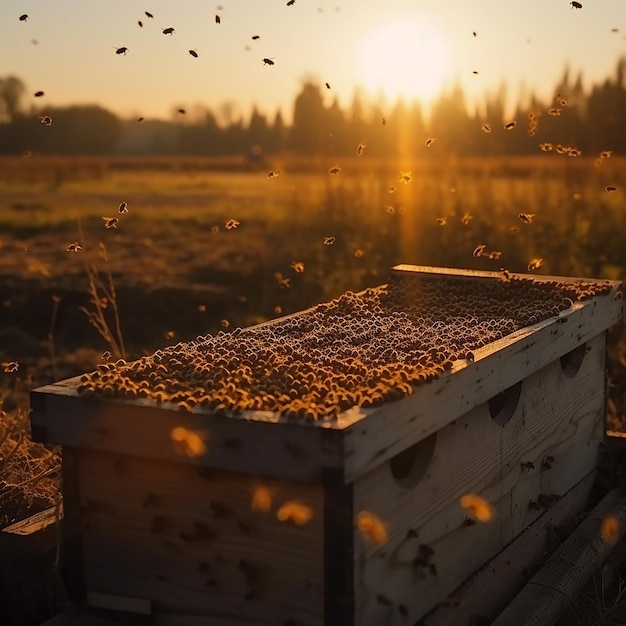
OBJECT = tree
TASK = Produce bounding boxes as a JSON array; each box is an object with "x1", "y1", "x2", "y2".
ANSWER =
[
  {"x1": 289, "y1": 81, "x2": 326, "y2": 154},
  {"x1": 0, "y1": 75, "x2": 26, "y2": 122}
]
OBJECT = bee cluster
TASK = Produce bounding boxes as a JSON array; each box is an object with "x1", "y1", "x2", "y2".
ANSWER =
[{"x1": 77, "y1": 273, "x2": 613, "y2": 422}]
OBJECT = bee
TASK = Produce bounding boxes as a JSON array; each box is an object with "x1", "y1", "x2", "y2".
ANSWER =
[
  {"x1": 548, "y1": 108, "x2": 561, "y2": 116},
  {"x1": 356, "y1": 142, "x2": 366, "y2": 156},
  {"x1": 472, "y1": 70, "x2": 479, "y2": 75},
  {"x1": 162, "y1": 27, "x2": 175, "y2": 35},
  {"x1": 555, "y1": 144, "x2": 566, "y2": 154},
  {"x1": 34, "y1": 91, "x2": 44, "y2": 97},
  {"x1": 473, "y1": 31, "x2": 477, "y2": 37},
  {"x1": 328, "y1": 166, "x2": 341, "y2": 175},
  {"x1": 542, "y1": 455, "x2": 555, "y2": 470},
  {"x1": 220, "y1": 319, "x2": 230, "y2": 328},
  {"x1": 354, "y1": 249, "x2": 364, "y2": 258},
  {"x1": 164, "y1": 330, "x2": 174, "y2": 339},
  {"x1": 39, "y1": 115, "x2": 53, "y2": 126},
  {"x1": 118, "y1": 201, "x2": 128, "y2": 214},
  {"x1": 384, "y1": 205, "x2": 395, "y2": 214},
  {"x1": 461, "y1": 212, "x2": 473, "y2": 224},
  {"x1": 2, "y1": 361, "x2": 19, "y2": 373},
  {"x1": 287, "y1": 0, "x2": 296, "y2": 5},
  {"x1": 177, "y1": 108, "x2": 186, "y2": 114},
  {"x1": 103, "y1": 217, "x2": 119, "y2": 229},
  {"x1": 262, "y1": 58, "x2": 275, "y2": 65},
  {"x1": 519, "y1": 213, "x2": 535, "y2": 223},
  {"x1": 252, "y1": 35, "x2": 260, "y2": 40},
  {"x1": 521, "y1": 460, "x2": 535, "y2": 472},
  {"x1": 387, "y1": 186, "x2": 396, "y2": 193},
  {"x1": 504, "y1": 121, "x2": 516, "y2": 130},
  {"x1": 606, "y1": 186, "x2": 617, "y2": 193},
  {"x1": 566, "y1": 148, "x2": 582, "y2": 157},
  {"x1": 539, "y1": 142, "x2": 553, "y2": 151},
  {"x1": 19, "y1": 14, "x2": 28, "y2": 22},
  {"x1": 102, "y1": 350, "x2": 112, "y2": 360},
  {"x1": 66, "y1": 242, "x2": 83, "y2": 253},
  {"x1": 210, "y1": 225, "x2": 219, "y2": 234},
  {"x1": 473, "y1": 244, "x2": 486, "y2": 258},
  {"x1": 398, "y1": 171, "x2": 412, "y2": 184},
  {"x1": 570, "y1": 1, "x2": 582, "y2": 8},
  {"x1": 436, "y1": 217, "x2": 447, "y2": 226},
  {"x1": 137, "y1": 116, "x2": 144, "y2": 122},
  {"x1": 267, "y1": 170, "x2": 279, "y2": 178},
  {"x1": 145, "y1": 11, "x2": 154, "y2": 18},
  {"x1": 189, "y1": 49, "x2": 199, "y2": 58},
  {"x1": 558, "y1": 97, "x2": 567, "y2": 107},
  {"x1": 527, "y1": 257, "x2": 543, "y2": 271},
  {"x1": 215, "y1": 15, "x2": 221, "y2": 23},
  {"x1": 487, "y1": 250, "x2": 502, "y2": 260},
  {"x1": 382, "y1": 116, "x2": 387, "y2": 125},
  {"x1": 323, "y1": 236, "x2": 335, "y2": 245},
  {"x1": 465, "y1": 351, "x2": 475, "y2": 363},
  {"x1": 290, "y1": 261, "x2": 305, "y2": 273},
  {"x1": 138, "y1": 20, "x2": 143, "y2": 27},
  {"x1": 325, "y1": 82, "x2": 331, "y2": 89},
  {"x1": 425, "y1": 137, "x2": 437, "y2": 147},
  {"x1": 481, "y1": 123, "x2": 492, "y2": 133},
  {"x1": 225, "y1": 219, "x2": 240, "y2": 229},
  {"x1": 115, "y1": 46, "x2": 128, "y2": 55}
]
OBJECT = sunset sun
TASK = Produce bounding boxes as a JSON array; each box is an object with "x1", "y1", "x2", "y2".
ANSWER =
[{"x1": 357, "y1": 18, "x2": 453, "y2": 103}]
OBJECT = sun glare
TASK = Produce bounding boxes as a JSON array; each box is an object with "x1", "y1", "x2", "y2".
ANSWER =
[{"x1": 357, "y1": 18, "x2": 453, "y2": 103}]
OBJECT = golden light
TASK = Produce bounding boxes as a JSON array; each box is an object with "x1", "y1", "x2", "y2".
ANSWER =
[
  {"x1": 356, "y1": 511, "x2": 388, "y2": 546},
  {"x1": 460, "y1": 493, "x2": 494, "y2": 523},
  {"x1": 357, "y1": 18, "x2": 453, "y2": 103},
  {"x1": 601, "y1": 515, "x2": 620, "y2": 545}
]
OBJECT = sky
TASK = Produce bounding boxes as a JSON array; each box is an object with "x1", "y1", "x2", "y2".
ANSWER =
[{"x1": 1, "y1": 0, "x2": 625, "y2": 123}]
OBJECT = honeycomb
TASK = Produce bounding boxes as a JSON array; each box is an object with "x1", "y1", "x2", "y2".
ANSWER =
[{"x1": 77, "y1": 271, "x2": 614, "y2": 422}]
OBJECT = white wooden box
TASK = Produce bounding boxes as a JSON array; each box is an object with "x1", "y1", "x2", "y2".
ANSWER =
[{"x1": 30, "y1": 265, "x2": 623, "y2": 625}]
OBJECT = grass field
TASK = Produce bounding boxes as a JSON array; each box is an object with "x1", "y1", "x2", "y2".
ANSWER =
[{"x1": 1, "y1": 153, "x2": 626, "y2": 623}]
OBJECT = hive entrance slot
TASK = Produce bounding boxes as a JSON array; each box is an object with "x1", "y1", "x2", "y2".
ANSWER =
[
  {"x1": 560, "y1": 343, "x2": 586, "y2": 378},
  {"x1": 389, "y1": 432, "x2": 437, "y2": 488},
  {"x1": 488, "y1": 381, "x2": 522, "y2": 427}
]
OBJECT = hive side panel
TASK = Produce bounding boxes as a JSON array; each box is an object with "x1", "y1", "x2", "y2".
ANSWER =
[
  {"x1": 78, "y1": 450, "x2": 325, "y2": 625},
  {"x1": 352, "y1": 333, "x2": 605, "y2": 624}
]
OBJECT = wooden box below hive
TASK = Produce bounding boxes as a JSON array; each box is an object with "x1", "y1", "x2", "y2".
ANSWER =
[{"x1": 31, "y1": 265, "x2": 623, "y2": 625}]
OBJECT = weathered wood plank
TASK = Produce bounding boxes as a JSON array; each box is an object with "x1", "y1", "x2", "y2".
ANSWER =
[
  {"x1": 423, "y1": 470, "x2": 596, "y2": 626},
  {"x1": 351, "y1": 334, "x2": 605, "y2": 623},
  {"x1": 342, "y1": 294, "x2": 620, "y2": 483},
  {"x1": 493, "y1": 488, "x2": 626, "y2": 626},
  {"x1": 79, "y1": 450, "x2": 325, "y2": 625}
]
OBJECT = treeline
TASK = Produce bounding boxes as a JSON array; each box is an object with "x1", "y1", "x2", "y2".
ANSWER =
[{"x1": 1, "y1": 58, "x2": 625, "y2": 157}]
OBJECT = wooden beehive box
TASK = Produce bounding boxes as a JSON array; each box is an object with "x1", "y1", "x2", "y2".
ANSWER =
[{"x1": 30, "y1": 265, "x2": 623, "y2": 626}]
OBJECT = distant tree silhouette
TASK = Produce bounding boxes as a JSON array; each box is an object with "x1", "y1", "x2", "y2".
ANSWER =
[
  {"x1": 289, "y1": 81, "x2": 326, "y2": 154},
  {"x1": 0, "y1": 76, "x2": 26, "y2": 123}
]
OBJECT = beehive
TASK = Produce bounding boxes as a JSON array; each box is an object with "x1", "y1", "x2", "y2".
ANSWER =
[{"x1": 30, "y1": 265, "x2": 623, "y2": 625}]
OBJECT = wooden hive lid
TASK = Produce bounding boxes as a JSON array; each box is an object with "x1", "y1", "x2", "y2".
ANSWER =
[{"x1": 31, "y1": 265, "x2": 623, "y2": 484}]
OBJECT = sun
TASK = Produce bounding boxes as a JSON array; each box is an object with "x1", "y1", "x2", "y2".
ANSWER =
[{"x1": 357, "y1": 18, "x2": 453, "y2": 103}]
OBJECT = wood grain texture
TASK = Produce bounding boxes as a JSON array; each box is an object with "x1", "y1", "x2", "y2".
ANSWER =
[
  {"x1": 79, "y1": 449, "x2": 325, "y2": 625},
  {"x1": 351, "y1": 333, "x2": 605, "y2": 624},
  {"x1": 493, "y1": 488, "x2": 626, "y2": 626}
]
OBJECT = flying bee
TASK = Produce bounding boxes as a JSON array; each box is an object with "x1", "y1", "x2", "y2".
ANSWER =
[
  {"x1": 118, "y1": 201, "x2": 128, "y2": 214},
  {"x1": 504, "y1": 121, "x2": 516, "y2": 130},
  {"x1": 145, "y1": 11, "x2": 154, "y2": 18},
  {"x1": 481, "y1": 123, "x2": 492, "y2": 133},
  {"x1": 220, "y1": 319, "x2": 229, "y2": 328},
  {"x1": 287, "y1": 0, "x2": 295, "y2": 5},
  {"x1": 354, "y1": 248, "x2": 364, "y2": 258},
  {"x1": 34, "y1": 91, "x2": 44, "y2": 97},
  {"x1": 599, "y1": 150, "x2": 612, "y2": 159},
  {"x1": 252, "y1": 35, "x2": 260, "y2": 40},
  {"x1": 487, "y1": 250, "x2": 502, "y2": 260},
  {"x1": 39, "y1": 115, "x2": 52, "y2": 126},
  {"x1": 539, "y1": 142, "x2": 553, "y2": 151},
  {"x1": 66, "y1": 242, "x2": 83, "y2": 253},
  {"x1": 323, "y1": 236, "x2": 335, "y2": 245},
  {"x1": 606, "y1": 186, "x2": 617, "y2": 193},
  {"x1": 328, "y1": 166, "x2": 341, "y2": 175},
  {"x1": 215, "y1": 14, "x2": 221, "y2": 23},
  {"x1": 519, "y1": 213, "x2": 535, "y2": 223},
  {"x1": 425, "y1": 137, "x2": 437, "y2": 147},
  {"x1": 137, "y1": 116, "x2": 144, "y2": 122},
  {"x1": 472, "y1": 70, "x2": 478, "y2": 75},
  {"x1": 555, "y1": 144, "x2": 566, "y2": 154},
  {"x1": 387, "y1": 186, "x2": 396, "y2": 193},
  {"x1": 436, "y1": 217, "x2": 447, "y2": 226},
  {"x1": 102, "y1": 350, "x2": 111, "y2": 360},
  {"x1": 461, "y1": 212, "x2": 473, "y2": 224},
  {"x1": 19, "y1": 14, "x2": 28, "y2": 22},
  {"x1": 115, "y1": 46, "x2": 128, "y2": 55},
  {"x1": 356, "y1": 142, "x2": 366, "y2": 156},
  {"x1": 267, "y1": 170, "x2": 279, "y2": 178},
  {"x1": 103, "y1": 216, "x2": 119, "y2": 229},
  {"x1": 290, "y1": 261, "x2": 305, "y2": 273},
  {"x1": 2, "y1": 361, "x2": 19, "y2": 373},
  {"x1": 384, "y1": 205, "x2": 395, "y2": 214},
  {"x1": 398, "y1": 171, "x2": 412, "y2": 184},
  {"x1": 382, "y1": 116, "x2": 387, "y2": 125},
  {"x1": 558, "y1": 97, "x2": 567, "y2": 106},
  {"x1": 527, "y1": 257, "x2": 543, "y2": 271},
  {"x1": 138, "y1": 20, "x2": 143, "y2": 27},
  {"x1": 473, "y1": 244, "x2": 486, "y2": 258},
  {"x1": 548, "y1": 108, "x2": 561, "y2": 116},
  {"x1": 225, "y1": 219, "x2": 240, "y2": 229},
  {"x1": 570, "y1": 1, "x2": 582, "y2": 8},
  {"x1": 177, "y1": 108, "x2": 186, "y2": 114},
  {"x1": 566, "y1": 148, "x2": 582, "y2": 157},
  {"x1": 162, "y1": 27, "x2": 175, "y2": 35},
  {"x1": 262, "y1": 58, "x2": 275, "y2": 65},
  {"x1": 189, "y1": 49, "x2": 199, "y2": 57},
  {"x1": 325, "y1": 82, "x2": 331, "y2": 89}
]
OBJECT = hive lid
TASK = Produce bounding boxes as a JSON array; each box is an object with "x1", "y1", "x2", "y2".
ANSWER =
[{"x1": 31, "y1": 265, "x2": 623, "y2": 483}]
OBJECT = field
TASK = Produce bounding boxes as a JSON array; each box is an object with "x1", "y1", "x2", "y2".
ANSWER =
[{"x1": 1, "y1": 154, "x2": 626, "y2": 623}]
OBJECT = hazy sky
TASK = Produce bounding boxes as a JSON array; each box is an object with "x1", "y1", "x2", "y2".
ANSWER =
[{"x1": 1, "y1": 0, "x2": 625, "y2": 122}]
